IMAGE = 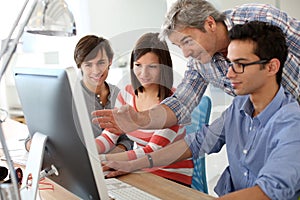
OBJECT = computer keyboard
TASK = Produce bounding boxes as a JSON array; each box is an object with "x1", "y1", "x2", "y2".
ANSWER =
[{"x1": 105, "y1": 178, "x2": 161, "y2": 200}]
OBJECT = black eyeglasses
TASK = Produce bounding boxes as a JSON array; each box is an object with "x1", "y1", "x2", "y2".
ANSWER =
[{"x1": 228, "y1": 59, "x2": 269, "y2": 74}]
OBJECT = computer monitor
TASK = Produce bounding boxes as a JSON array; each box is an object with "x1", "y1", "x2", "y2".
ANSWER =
[{"x1": 14, "y1": 66, "x2": 109, "y2": 200}]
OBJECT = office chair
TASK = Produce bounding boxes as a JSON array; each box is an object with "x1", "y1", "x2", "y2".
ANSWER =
[{"x1": 185, "y1": 95, "x2": 212, "y2": 193}]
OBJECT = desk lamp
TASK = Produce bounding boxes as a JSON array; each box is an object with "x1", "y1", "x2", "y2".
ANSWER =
[{"x1": 0, "y1": 0, "x2": 76, "y2": 199}]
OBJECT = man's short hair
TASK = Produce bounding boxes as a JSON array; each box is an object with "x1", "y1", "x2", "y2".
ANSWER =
[{"x1": 229, "y1": 21, "x2": 288, "y2": 85}]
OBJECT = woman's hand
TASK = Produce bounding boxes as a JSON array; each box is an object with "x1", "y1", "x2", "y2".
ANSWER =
[{"x1": 102, "y1": 160, "x2": 133, "y2": 178}]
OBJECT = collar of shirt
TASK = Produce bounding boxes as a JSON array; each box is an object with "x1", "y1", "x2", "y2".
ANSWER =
[
  {"x1": 80, "y1": 80, "x2": 113, "y2": 108},
  {"x1": 239, "y1": 86, "x2": 285, "y2": 125}
]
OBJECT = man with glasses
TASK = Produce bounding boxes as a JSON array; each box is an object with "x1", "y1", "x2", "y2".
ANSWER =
[
  {"x1": 93, "y1": 0, "x2": 299, "y2": 136},
  {"x1": 102, "y1": 21, "x2": 300, "y2": 200}
]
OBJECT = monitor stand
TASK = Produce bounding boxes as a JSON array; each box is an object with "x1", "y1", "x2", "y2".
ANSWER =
[{"x1": 20, "y1": 132, "x2": 48, "y2": 200}]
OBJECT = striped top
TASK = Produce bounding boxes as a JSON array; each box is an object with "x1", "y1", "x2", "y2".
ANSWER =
[{"x1": 96, "y1": 85, "x2": 193, "y2": 185}]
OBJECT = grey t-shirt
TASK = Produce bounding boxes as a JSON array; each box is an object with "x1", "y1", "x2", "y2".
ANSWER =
[{"x1": 80, "y1": 81, "x2": 133, "y2": 150}]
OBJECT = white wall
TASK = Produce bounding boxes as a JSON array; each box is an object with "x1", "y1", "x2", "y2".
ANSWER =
[
  {"x1": 0, "y1": 0, "x2": 169, "y2": 114},
  {"x1": 82, "y1": 0, "x2": 169, "y2": 85}
]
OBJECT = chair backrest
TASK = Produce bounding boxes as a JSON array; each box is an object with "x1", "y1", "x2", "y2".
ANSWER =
[{"x1": 185, "y1": 95, "x2": 212, "y2": 193}]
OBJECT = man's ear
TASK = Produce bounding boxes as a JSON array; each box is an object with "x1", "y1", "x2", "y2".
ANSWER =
[
  {"x1": 205, "y1": 16, "x2": 217, "y2": 32},
  {"x1": 267, "y1": 58, "x2": 280, "y2": 76}
]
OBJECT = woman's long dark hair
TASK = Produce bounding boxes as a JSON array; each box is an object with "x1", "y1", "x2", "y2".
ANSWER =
[{"x1": 130, "y1": 32, "x2": 173, "y2": 101}]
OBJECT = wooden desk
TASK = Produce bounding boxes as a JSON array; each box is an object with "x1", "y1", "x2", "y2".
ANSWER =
[
  {"x1": 1, "y1": 119, "x2": 215, "y2": 200},
  {"x1": 37, "y1": 172, "x2": 214, "y2": 200},
  {"x1": 119, "y1": 172, "x2": 214, "y2": 200}
]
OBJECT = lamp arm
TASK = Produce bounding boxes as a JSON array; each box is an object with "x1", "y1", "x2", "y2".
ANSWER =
[
  {"x1": 0, "y1": 0, "x2": 39, "y2": 199},
  {"x1": 0, "y1": 0, "x2": 30, "y2": 57},
  {"x1": 0, "y1": 0, "x2": 38, "y2": 78}
]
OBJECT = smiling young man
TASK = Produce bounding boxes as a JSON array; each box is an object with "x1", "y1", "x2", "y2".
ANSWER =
[
  {"x1": 73, "y1": 35, "x2": 134, "y2": 152},
  {"x1": 101, "y1": 21, "x2": 300, "y2": 200}
]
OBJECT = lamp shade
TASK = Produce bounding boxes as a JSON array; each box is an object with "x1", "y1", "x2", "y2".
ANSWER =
[{"x1": 26, "y1": 0, "x2": 76, "y2": 36}]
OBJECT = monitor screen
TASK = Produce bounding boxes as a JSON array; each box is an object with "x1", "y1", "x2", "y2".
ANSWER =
[{"x1": 14, "y1": 66, "x2": 108, "y2": 200}]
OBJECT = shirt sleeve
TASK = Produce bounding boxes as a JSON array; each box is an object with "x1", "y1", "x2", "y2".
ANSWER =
[
  {"x1": 95, "y1": 129, "x2": 120, "y2": 153},
  {"x1": 95, "y1": 89, "x2": 135, "y2": 153},
  {"x1": 95, "y1": 131, "x2": 134, "y2": 153},
  {"x1": 161, "y1": 59, "x2": 208, "y2": 125},
  {"x1": 126, "y1": 125, "x2": 186, "y2": 160},
  {"x1": 254, "y1": 109, "x2": 300, "y2": 200},
  {"x1": 185, "y1": 109, "x2": 227, "y2": 159}
]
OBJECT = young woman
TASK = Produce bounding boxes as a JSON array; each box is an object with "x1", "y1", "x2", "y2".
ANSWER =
[{"x1": 95, "y1": 33, "x2": 193, "y2": 186}]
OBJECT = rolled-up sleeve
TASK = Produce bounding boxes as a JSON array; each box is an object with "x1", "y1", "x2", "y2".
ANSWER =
[{"x1": 185, "y1": 110, "x2": 227, "y2": 159}]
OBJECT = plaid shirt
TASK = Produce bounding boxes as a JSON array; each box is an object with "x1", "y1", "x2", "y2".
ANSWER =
[{"x1": 162, "y1": 3, "x2": 300, "y2": 125}]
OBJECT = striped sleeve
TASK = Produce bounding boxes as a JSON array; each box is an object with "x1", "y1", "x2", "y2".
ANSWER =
[
  {"x1": 114, "y1": 85, "x2": 193, "y2": 185},
  {"x1": 95, "y1": 130, "x2": 120, "y2": 153},
  {"x1": 95, "y1": 85, "x2": 135, "y2": 153},
  {"x1": 126, "y1": 125, "x2": 186, "y2": 159}
]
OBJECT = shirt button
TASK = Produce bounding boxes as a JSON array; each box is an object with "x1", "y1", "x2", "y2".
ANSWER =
[
  {"x1": 243, "y1": 149, "x2": 248, "y2": 154},
  {"x1": 244, "y1": 172, "x2": 248, "y2": 176}
]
